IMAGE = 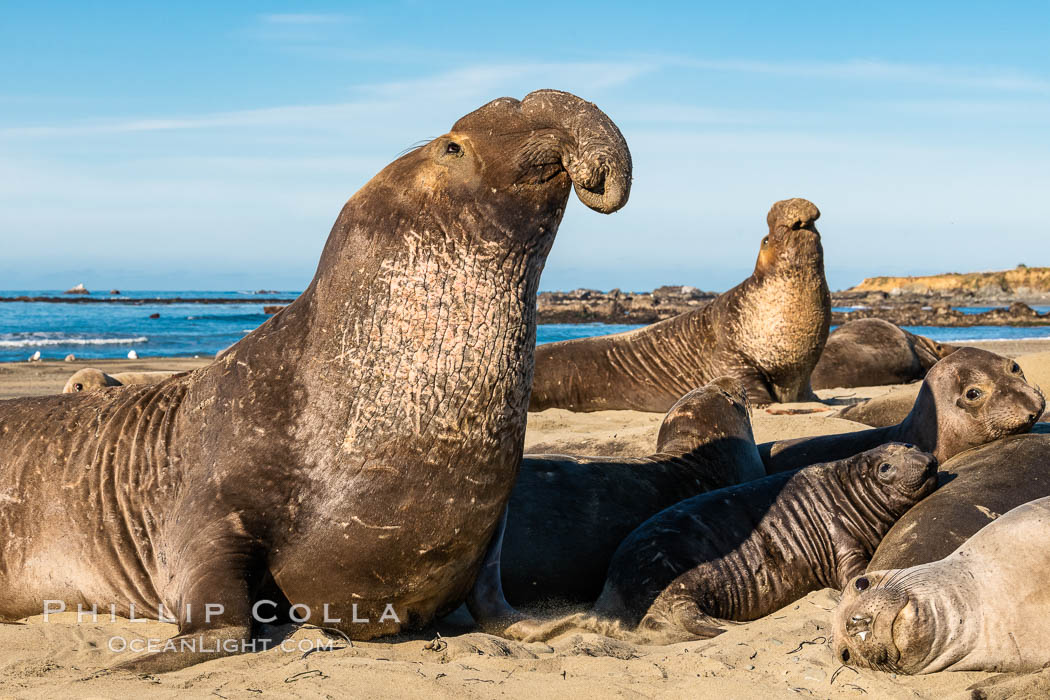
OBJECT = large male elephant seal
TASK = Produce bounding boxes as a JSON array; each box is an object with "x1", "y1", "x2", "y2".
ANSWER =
[
  {"x1": 835, "y1": 496, "x2": 1050, "y2": 674},
  {"x1": 0, "y1": 90, "x2": 632, "y2": 672},
  {"x1": 760, "y1": 348, "x2": 1045, "y2": 473},
  {"x1": 868, "y1": 434, "x2": 1050, "y2": 571},
  {"x1": 529, "y1": 198, "x2": 830, "y2": 411},
  {"x1": 811, "y1": 319, "x2": 958, "y2": 390},
  {"x1": 499, "y1": 377, "x2": 764, "y2": 607},
  {"x1": 62, "y1": 367, "x2": 181, "y2": 393},
  {"x1": 500, "y1": 444, "x2": 937, "y2": 643}
]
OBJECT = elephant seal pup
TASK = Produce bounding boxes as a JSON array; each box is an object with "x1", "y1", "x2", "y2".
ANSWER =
[
  {"x1": 500, "y1": 444, "x2": 937, "y2": 643},
  {"x1": 760, "y1": 348, "x2": 1045, "y2": 473},
  {"x1": 529, "y1": 198, "x2": 830, "y2": 411},
  {"x1": 868, "y1": 433, "x2": 1050, "y2": 571},
  {"x1": 811, "y1": 319, "x2": 957, "y2": 390},
  {"x1": 835, "y1": 496, "x2": 1050, "y2": 674},
  {"x1": 0, "y1": 90, "x2": 632, "y2": 672},
  {"x1": 497, "y1": 376, "x2": 764, "y2": 607},
  {"x1": 62, "y1": 368, "x2": 181, "y2": 393}
]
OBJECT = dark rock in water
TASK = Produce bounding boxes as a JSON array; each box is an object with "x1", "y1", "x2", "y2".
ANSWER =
[
  {"x1": 263, "y1": 305, "x2": 285, "y2": 314},
  {"x1": 253, "y1": 289, "x2": 278, "y2": 295},
  {"x1": 64, "y1": 283, "x2": 89, "y2": 295},
  {"x1": 148, "y1": 313, "x2": 160, "y2": 319}
]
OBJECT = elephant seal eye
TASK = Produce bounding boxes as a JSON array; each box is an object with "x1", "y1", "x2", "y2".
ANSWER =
[
  {"x1": 761, "y1": 236, "x2": 768, "y2": 247},
  {"x1": 966, "y1": 388, "x2": 982, "y2": 401},
  {"x1": 841, "y1": 649, "x2": 851, "y2": 662},
  {"x1": 855, "y1": 577, "x2": 870, "y2": 591},
  {"x1": 446, "y1": 142, "x2": 461, "y2": 154},
  {"x1": 74, "y1": 383, "x2": 83, "y2": 392},
  {"x1": 879, "y1": 463, "x2": 891, "y2": 474},
  {"x1": 1011, "y1": 363, "x2": 1021, "y2": 374}
]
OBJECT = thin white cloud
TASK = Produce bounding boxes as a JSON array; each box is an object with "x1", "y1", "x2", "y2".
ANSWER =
[
  {"x1": 673, "y1": 57, "x2": 1050, "y2": 93},
  {"x1": 0, "y1": 61, "x2": 653, "y2": 139}
]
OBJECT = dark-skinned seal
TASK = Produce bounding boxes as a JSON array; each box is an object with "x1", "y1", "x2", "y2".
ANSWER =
[
  {"x1": 528, "y1": 198, "x2": 831, "y2": 411},
  {"x1": 868, "y1": 432, "x2": 1050, "y2": 571},
  {"x1": 467, "y1": 376, "x2": 764, "y2": 625},
  {"x1": 760, "y1": 348, "x2": 1045, "y2": 474},
  {"x1": 0, "y1": 90, "x2": 632, "y2": 672},
  {"x1": 811, "y1": 318, "x2": 958, "y2": 390},
  {"x1": 496, "y1": 443, "x2": 937, "y2": 643}
]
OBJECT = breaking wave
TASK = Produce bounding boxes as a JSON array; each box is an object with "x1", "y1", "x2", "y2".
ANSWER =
[{"x1": 0, "y1": 335, "x2": 149, "y2": 348}]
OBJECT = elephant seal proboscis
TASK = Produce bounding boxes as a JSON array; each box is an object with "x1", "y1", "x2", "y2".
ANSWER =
[
  {"x1": 811, "y1": 319, "x2": 958, "y2": 390},
  {"x1": 868, "y1": 433, "x2": 1050, "y2": 571},
  {"x1": 470, "y1": 376, "x2": 764, "y2": 621},
  {"x1": 0, "y1": 90, "x2": 632, "y2": 672},
  {"x1": 500, "y1": 443, "x2": 937, "y2": 644},
  {"x1": 62, "y1": 368, "x2": 182, "y2": 394},
  {"x1": 836, "y1": 495, "x2": 1050, "y2": 674},
  {"x1": 528, "y1": 198, "x2": 830, "y2": 411},
  {"x1": 760, "y1": 347, "x2": 1045, "y2": 473}
]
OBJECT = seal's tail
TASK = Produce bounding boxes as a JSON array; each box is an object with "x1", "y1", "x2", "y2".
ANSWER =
[{"x1": 502, "y1": 604, "x2": 725, "y2": 646}]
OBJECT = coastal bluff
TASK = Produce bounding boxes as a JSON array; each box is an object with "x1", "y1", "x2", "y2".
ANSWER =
[{"x1": 848, "y1": 264, "x2": 1050, "y2": 299}]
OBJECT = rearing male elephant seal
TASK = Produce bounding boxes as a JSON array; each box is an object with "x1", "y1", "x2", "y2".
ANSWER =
[
  {"x1": 868, "y1": 433, "x2": 1050, "y2": 571},
  {"x1": 502, "y1": 444, "x2": 936, "y2": 643},
  {"x1": 529, "y1": 198, "x2": 830, "y2": 411},
  {"x1": 494, "y1": 377, "x2": 764, "y2": 609},
  {"x1": 62, "y1": 368, "x2": 181, "y2": 393},
  {"x1": 811, "y1": 319, "x2": 958, "y2": 390},
  {"x1": 760, "y1": 347, "x2": 1045, "y2": 473},
  {"x1": 836, "y1": 496, "x2": 1050, "y2": 674},
  {"x1": 0, "y1": 90, "x2": 632, "y2": 672}
]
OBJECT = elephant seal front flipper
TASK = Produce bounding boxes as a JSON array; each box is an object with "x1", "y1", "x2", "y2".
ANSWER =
[{"x1": 0, "y1": 90, "x2": 633, "y2": 674}]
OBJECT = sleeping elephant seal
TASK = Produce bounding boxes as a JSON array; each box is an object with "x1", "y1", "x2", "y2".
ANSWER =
[
  {"x1": 529, "y1": 197, "x2": 830, "y2": 411},
  {"x1": 0, "y1": 90, "x2": 632, "y2": 673},
  {"x1": 62, "y1": 368, "x2": 182, "y2": 393},
  {"x1": 836, "y1": 496, "x2": 1050, "y2": 674},
  {"x1": 868, "y1": 433, "x2": 1050, "y2": 571},
  {"x1": 811, "y1": 319, "x2": 958, "y2": 390},
  {"x1": 760, "y1": 348, "x2": 1045, "y2": 473},
  {"x1": 499, "y1": 444, "x2": 937, "y2": 643},
  {"x1": 495, "y1": 376, "x2": 764, "y2": 608}
]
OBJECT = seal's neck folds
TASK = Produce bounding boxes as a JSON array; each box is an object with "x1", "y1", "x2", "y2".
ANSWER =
[{"x1": 303, "y1": 220, "x2": 545, "y2": 471}]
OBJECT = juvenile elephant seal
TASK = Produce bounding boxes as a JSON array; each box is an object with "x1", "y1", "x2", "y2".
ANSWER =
[
  {"x1": 62, "y1": 368, "x2": 181, "y2": 394},
  {"x1": 529, "y1": 198, "x2": 830, "y2": 411},
  {"x1": 502, "y1": 444, "x2": 937, "y2": 643},
  {"x1": 811, "y1": 319, "x2": 957, "y2": 390},
  {"x1": 760, "y1": 348, "x2": 1045, "y2": 473},
  {"x1": 0, "y1": 90, "x2": 632, "y2": 672},
  {"x1": 868, "y1": 433, "x2": 1050, "y2": 571},
  {"x1": 835, "y1": 496, "x2": 1050, "y2": 674},
  {"x1": 498, "y1": 377, "x2": 764, "y2": 608}
]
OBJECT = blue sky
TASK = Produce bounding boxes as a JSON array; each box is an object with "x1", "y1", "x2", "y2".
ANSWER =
[{"x1": 2, "y1": 2, "x2": 1048, "y2": 292}]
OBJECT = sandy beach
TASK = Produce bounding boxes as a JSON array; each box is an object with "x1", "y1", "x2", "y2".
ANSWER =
[{"x1": 0, "y1": 339, "x2": 1044, "y2": 697}]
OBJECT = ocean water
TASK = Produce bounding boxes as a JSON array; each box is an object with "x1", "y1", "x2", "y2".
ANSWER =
[{"x1": 2, "y1": 293, "x2": 1050, "y2": 362}]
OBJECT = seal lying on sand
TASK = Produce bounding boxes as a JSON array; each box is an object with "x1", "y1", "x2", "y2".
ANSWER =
[
  {"x1": 760, "y1": 348, "x2": 1045, "y2": 473},
  {"x1": 500, "y1": 444, "x2": 936, "y2": 643},
  {"x1": 835, "y1": 495, "x2": 1050, "y2": 674},
  {"x1": 835, "y1": 384, "x2": 921, "y2": 428},
  {"x1": 62, "y1": 368, "x2": 181, "y2": 393},
  {"x1": 868, "y1": 434, "x2": 1050, "y2": 571},
  {"x1": 498, "y1": 377, "x2": 764, "y2": 607},
  {"x1": 0, "y1": 90, "x2": 632, "y2": 672},
  {"x1": 811, "y1": 319, "x2": 957, "y2": 390},
  {"x1": 528, "y1": 198, "x2": 830, "y2": 411}
]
